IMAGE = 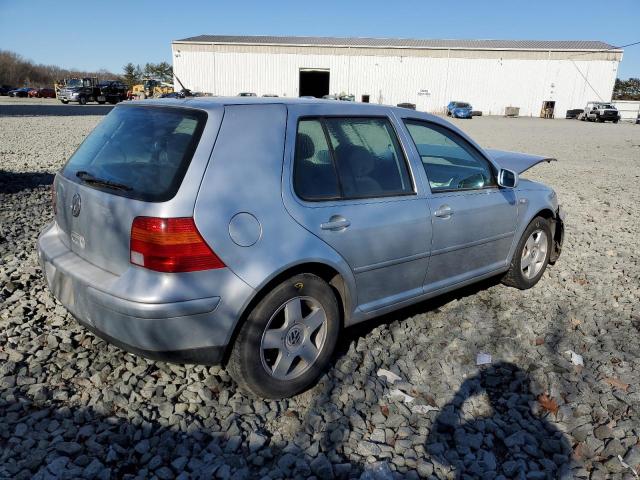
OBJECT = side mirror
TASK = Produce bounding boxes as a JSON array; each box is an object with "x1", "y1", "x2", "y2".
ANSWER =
[{"x1": 498, "y1": 168, "x2": 518, "y2": 188}]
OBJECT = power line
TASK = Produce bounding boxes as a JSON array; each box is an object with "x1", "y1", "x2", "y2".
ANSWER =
[
  {"x1": 565, "y1": 40, "x2": 639, "y2": 100},
  {"x1": 568, "y1": 40, "x2": 640, "y2": 59},
  {"x1": 569, "y1": 59, "x2": 604, "y2": 101}
]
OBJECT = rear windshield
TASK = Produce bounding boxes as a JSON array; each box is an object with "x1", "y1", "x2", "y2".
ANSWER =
[{"x1": 62, "y1": 105, "x2": 207, "y2": 201}]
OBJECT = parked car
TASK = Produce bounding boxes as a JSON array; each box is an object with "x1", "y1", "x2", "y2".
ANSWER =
[
  {"x1": 580, "y1": 102, "x2": 620, "y2": 123},
  {"x1": 27, "y1": 88, "x2": 56, "y2": 98},
  {"x1": 0, "y1": 85, "x2": 16, "y2": 95},
  {"x1": 38, "y1": 99, "x2": 564, "y2": 398},
  {"x1": 636, "y1": 113, "x2": 640, "y2": 125},
  {"x1": 322, "y1": 94, "x2": 339, "y2": 100},
  {"x1": 238, "y1": 92, "x2": 256, "y2": 97},
  {"x1": 397, "y1": 102, "x2": 416, "y2": 110},
  {"x1": 446, "y1": 101, "x2": 473, "y2": 119},
  {"x1": 9, "y1": 87, "x2": 36, "y2": 98},
  {"x1": 565, "y1": 109, "x2": 584, "y2": 119}
]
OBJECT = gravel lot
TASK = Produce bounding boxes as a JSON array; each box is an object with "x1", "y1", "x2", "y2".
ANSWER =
[{"x1": 1, "y1": 99, "x2": 639, "y2": 479}]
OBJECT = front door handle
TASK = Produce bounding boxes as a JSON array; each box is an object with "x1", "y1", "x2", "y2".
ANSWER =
[
  {"x1": 434, "y1": 205, "x2": 454, "y2": 218},
  {"x1": 321, "y1": 215, "x2": 351, "y2": 231}
]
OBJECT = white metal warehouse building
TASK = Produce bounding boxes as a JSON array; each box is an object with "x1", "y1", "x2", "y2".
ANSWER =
[{"x1": 171, "y1": 35, "x2": 622, "y2": 117}]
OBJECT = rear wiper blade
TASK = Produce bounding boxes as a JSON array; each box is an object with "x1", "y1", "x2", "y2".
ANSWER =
[{"x1": 76, "y1": 170, "x2": 132, "y2": 191}]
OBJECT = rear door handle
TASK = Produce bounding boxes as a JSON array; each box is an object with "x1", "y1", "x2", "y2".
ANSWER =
[
  {"x1": 434, "y1": 205, "x2": 454, "y2": 218},
  {"x1": 321, "y1": 215, "x2": 351, "y2": 231}
]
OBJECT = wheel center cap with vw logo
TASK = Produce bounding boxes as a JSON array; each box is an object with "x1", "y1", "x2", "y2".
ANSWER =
[
  {"x1": 285, "y1": 325, "x2": 304, "y2": 349},
  {"x1": 71, "y1": 193, "x2": 81, "y2": 217}
]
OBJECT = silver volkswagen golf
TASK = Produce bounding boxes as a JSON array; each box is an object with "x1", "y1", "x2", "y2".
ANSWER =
[{"x1": 38, "y1": 98, "x2": 564, "y2": 398}]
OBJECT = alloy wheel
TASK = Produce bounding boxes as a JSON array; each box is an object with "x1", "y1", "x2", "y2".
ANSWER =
[
  {"x1": 521, "y1": 229, "x2": 548, "y2": 279},
  {"x1": 260, "y1": 296, "x2": 328, "y2": 381}
]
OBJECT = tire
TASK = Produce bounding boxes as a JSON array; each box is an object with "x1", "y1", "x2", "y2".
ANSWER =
[
  {"x1": 61, "y1": 100, "x2": 68, "y2": 104},
  {"x1": 502, "y1": 217, "x2": 552, "y2": 290},
  {"x1": 613, "y1": 120, "x2": 619, "y2": 124},
  {"x1": 227, "y1": 273, "x2": 340, "y2": 398},
  {"x1": 78, "y1": 96, "x2": 87, "y2": 105}
]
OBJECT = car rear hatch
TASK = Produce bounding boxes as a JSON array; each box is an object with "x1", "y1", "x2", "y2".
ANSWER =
[{"x1": 54, "y1": 103, "x2": 222, "y2": 276}]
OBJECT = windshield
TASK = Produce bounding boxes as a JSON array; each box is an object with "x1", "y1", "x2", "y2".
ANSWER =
[
  {"x1": 62, "y1": 106, "x2": 207, "y2": 201},
  {"x1": 66, "y1": 79, "x2": 82, "y2": 88},
  {"x1": 455, "y1": 102, "x2": 470, "y2": 108},
  {"x1": 599, "y1": 104, "x2": 615, "y2": 109}
]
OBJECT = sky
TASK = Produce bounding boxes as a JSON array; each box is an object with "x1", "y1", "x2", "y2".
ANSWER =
[{"x1": 1, "y1": 0, "x2": 639, "y2": 79}]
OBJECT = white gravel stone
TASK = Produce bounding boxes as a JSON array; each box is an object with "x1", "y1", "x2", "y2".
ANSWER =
[{"x1": 1, "y1": 100, "x2": 639, "y2": 478}]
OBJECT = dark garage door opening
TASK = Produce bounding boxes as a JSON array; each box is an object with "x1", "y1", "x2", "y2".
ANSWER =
[{"x1": 299, "y1": 69, "x2": 329, "y2": 98}]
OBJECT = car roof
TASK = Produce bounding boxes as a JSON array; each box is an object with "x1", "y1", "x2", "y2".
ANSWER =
[
  {"x1": 122, "y1": 96, "x2": 487, "y2": 165},
  {"x1": 125, "y1": 96, "x2": 442, "y2": 119}
]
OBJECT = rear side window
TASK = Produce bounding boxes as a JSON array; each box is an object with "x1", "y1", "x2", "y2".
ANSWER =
[
  {"x1": 62, "y1": 106, "x2": 207, "y2": 201},
  {"x1": 294, "y1": 117, "x2": 413, "y2": 200},
  {"x1": 404, "y1": 120, "x2": 496, "y2": 192}
]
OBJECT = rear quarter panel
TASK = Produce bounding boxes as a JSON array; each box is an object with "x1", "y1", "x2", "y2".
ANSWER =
[{"x1": 194, "y1": 104, "x2": 356, "y2": 318}]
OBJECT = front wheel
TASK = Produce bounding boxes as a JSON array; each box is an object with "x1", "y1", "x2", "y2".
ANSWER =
[
  {"x1": 78, "y1": 96, "x2": 87, "y2": 105},
  {"x1": 60, "y1": 100, "x2": 68, "y2": 104},
  {"x1": 227, "y1": 273, "x2": 340, "y2": 398},
  {"x1": 502, "y1": 217, "x2": 552, "y2": 289}
]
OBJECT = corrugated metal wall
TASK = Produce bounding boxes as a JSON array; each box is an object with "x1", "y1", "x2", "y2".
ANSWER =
[
  {"x1": 612, "y1": 100, "x2": 640, "y2": 121},
  {"x1": 172, "y1": 45, "x2": 620, "y2": 117}
]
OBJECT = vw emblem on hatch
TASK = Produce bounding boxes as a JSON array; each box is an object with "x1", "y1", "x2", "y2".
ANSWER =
[{"x1": 71, "y1": 193, "x2": 81, "y2": 217}]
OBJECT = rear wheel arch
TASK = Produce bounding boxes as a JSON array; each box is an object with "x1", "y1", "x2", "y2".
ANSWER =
[{"x1": 221, "y1": 262, "x2": 350, "y2": 365}]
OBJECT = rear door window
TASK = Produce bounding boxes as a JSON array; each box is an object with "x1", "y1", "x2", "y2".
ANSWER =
[
  {"x1": 293, "y1": 117, "x2": 413, "y2": 201},
  {"x1": 62, "y1": 106, "x2": 207, "y2": 201}
]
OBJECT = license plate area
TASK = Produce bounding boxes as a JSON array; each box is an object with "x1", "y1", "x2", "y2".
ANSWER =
[{"x1": 97, "y1": 96, "x2": 106, "y2": 102}]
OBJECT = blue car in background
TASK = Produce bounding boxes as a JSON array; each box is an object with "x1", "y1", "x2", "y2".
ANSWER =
[{"x1": 446, "y1": 101, "x2": 473, "y2": 119}]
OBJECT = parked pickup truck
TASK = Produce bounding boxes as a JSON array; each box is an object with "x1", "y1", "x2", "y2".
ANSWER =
[
  {"x1": 580, "y1": 102, "x2": 621, "y2": 123},
  {"x1": 59, "y1": 78, "x2": 127, "y2": 105}
]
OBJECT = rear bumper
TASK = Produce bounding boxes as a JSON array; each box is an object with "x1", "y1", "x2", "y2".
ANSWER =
[{"x1": 37, "y1": 221, "x2": 254, "y2": 364}]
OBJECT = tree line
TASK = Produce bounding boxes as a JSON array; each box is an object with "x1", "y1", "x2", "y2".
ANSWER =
[
  {"x1": 0, "y1": 50, "x2": 119, "y2": 88},
  {"x1": 0, "y1": 50, "x2": 173, "y2": 90},
  {"x1": 121, "y1": 62, "x2": 173, "y2": 88},
  {"x1": 613, "y1": 78, "x2": 640, "y2": 101}
]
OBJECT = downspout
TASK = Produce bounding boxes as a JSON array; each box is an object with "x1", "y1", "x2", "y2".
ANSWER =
[
  {"x1": 442, "y1": 48, "x2": 451, "y2": 114},
  {"x1": 347, "y1": 46, "x2": 351, "y2": 95}
]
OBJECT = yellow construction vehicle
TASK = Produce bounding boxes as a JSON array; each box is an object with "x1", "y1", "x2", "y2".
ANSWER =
[{"x1": 130, "y1": 79, "x2": 173, "y2": 99}]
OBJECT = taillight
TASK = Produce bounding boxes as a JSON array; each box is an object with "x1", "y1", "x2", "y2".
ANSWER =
[
  {"x1": 130, "y1": 217, "x2": 225, "y2": 273},
  {"x1": 51, "y1": 181, "x2": 57, "y2": 215}
]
